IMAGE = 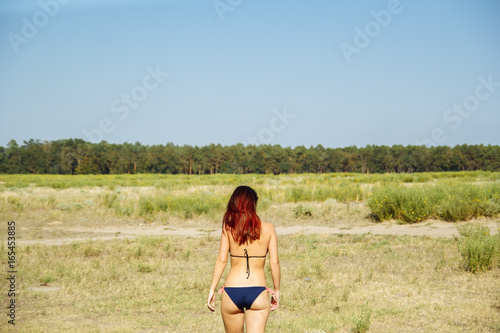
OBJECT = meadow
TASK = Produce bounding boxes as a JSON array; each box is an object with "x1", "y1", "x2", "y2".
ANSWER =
[
  {"x1": 1, "y1": 172, "x2": 500, "y2": 332},
  {"x1": 1, "y1": 233, "x2": 499, "y2": 332},
  {"x1": 1, "y1": 171, "x2": 499, "y2": 230}
]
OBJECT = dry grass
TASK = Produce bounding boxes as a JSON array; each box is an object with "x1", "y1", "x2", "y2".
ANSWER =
[
  {"x1": 1, "y1": 174, "x2": 499, "y2": 332},
  {"x1": 1, "y1": 173, "x2": 498, "y2": 232},
  {"x1": 0, "y1": 186, "x2": 372, "y2": 242},
  {"x1": 1, "y1": 233, "x2": 499, "y2": 332}
]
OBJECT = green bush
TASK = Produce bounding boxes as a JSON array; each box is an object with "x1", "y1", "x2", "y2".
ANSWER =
[
  {"x1": 436, "y1": 183, "x2": 500, "y2": 221},
  {"x1": 58, "y1": 203, "x2": 72, "y2": 211},
  {"x1": 293, "y1": 204, "x2": 313, "y2": 218},
  {"x1": 351, "y1": 304, "x2": 372, "y2": 333},
  {"x1": 114, "y1": 203, "x2": 134, "y2": 216},
  {"x1": 457, "y1": 223, "x2": 500, "y2": 273},
  {"x1": 367, "y1": 186, "x2": 434, "y2": 223},
  {"x1": 73, "y1": 203, "x2": 84, "y2": 210},
  {"x1": 368, "y1": 183, "x2": 500, "y2": 223},
  {"x1": 38, "y1": 195, "x2": 57, "y2": 209},
  {"x1": 98, "y1": 192, "x2": 118, "y2": 208},
  {"x1": 138, "y1": 198, "x2": 155, "y2": 216}
]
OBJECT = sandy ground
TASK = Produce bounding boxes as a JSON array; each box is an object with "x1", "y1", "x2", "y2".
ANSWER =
[{"x1": 17, "y1": 219, "x2": 500, "y2": 246}]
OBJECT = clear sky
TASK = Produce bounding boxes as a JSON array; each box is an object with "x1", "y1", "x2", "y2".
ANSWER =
[{"x1": 1, "y1": 0, "x2": 499, "y2": 148}]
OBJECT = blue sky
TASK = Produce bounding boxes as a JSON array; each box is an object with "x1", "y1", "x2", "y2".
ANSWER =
[{"x1": 1, "y1": 0, "x2": 499, "y2": 148}]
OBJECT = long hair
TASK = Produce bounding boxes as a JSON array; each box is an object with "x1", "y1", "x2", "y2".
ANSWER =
[{"x1": 223, "y1": 186, "x2": 261, "y2": 245}]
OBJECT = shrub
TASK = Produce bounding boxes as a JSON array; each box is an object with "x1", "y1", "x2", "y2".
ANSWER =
[
  {"x1": 351, "y1": 304, "x2": 372, "y2": 333},
  {"x1": 58, "y1": 203, "x2": 72, "y2": 211},
  {"x1": 368, "y1": 182, "x2": 500, "y2": 223},
  {"x1": 38, "y1": 195, "x2": 57, "y2": 209},
  {"x1": 98, "y1": 192, "x2": 118, "y2": 208},
  {"x1": 437, "y1": 184, "x2": 482, "y2": 221},
  {"x1": 367, "y1": 186, "x2": 434, "y2": 223},
  {"x1": 114, "y1": 204, "x2": 134, "y2": 216},
  {"x1": 138, "y1": 198, "x2": 155, "y2": 216},
  {"x1": 73, "y1": 203, "x2": 84, "y2": 210},
  {"x1": 293, "y1": 204, "x2": 313, "y2": 218},
  {"x1": 457, "y1": 223, "x2": 500, "y2": 273}
]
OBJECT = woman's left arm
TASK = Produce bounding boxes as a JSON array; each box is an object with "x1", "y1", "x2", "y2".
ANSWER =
[{"x1": 207, "y1": 229, "x2": 229, "y2": 311}]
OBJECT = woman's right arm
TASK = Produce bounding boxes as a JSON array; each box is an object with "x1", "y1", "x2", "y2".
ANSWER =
[
  {"x1": 207, "y1": 229, "x2": 229, "y2": 311},
  {"x1": 268, "y1": 223, "x2": 280, "y2": 310}
]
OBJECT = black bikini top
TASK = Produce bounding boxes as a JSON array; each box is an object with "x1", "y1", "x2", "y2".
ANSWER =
[{"x1": 230, "y1": 249, "x2": 267, "y2": 279}]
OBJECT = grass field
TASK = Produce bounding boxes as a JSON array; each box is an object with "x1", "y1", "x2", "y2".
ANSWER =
[
  {"x1": 1, "y1": 172, "x2": 499, "y2": 231},
  {"x1": 1, "y1": 172, "x2": 500, "y2": 332},
  {"x1": 1, "y1": 233, "x2": 499, "y2": 332}
]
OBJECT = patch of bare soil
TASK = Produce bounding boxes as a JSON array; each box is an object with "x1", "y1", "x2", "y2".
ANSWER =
[{"x1": 16, "y1": 219, "x2": 500, "y2": 246}]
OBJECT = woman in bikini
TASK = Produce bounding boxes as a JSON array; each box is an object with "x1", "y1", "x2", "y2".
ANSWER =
[{"x1": 207, "y1": 185, "x2": 280, "y2": 333}]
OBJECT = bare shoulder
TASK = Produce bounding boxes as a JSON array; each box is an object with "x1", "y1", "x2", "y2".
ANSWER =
[{"x1": 261, "y1": 220, "x2": 276, "y2": 234}]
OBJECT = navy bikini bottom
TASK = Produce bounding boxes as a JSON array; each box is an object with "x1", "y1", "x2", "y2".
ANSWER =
[{"x1": 224, "y1": 286, "x2": 267, "y2": 311}]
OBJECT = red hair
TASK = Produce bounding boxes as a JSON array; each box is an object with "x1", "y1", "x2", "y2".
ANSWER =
[{"x1": 223, "y1": 186, "x2": 261, "y2": 245}]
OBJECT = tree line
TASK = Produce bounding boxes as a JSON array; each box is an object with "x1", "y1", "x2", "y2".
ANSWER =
[{"x1": 0, "y1": 139, "x2": 499, "y2": 175}]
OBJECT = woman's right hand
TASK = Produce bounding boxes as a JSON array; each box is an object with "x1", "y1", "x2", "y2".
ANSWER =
[
  {"x1": 207, "y1": 290, "x2": 216, "y2": 312},
  {"x1": 270, "y1": 290, "x2": 280, "y2": 311}
]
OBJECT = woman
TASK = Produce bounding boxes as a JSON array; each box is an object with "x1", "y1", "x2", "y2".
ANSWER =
[{"x1": 207, "y1": 186, "x2": 280, "y2": 333}]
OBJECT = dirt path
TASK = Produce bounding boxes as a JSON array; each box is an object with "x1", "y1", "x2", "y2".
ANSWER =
[{"x1": 18, "y1": 220, "x2": 500, "y2": 246}]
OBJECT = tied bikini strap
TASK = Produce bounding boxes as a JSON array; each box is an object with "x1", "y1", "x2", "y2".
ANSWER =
[
  {"x1": 243, "y1": 249, "x2": 249, "y2": 278},
  {"x1": 230, "y1": 249, "x2": 266, "y2": 279},
  {"x1": 218, "y1": 284, "x2": 275, "y2": 296}
]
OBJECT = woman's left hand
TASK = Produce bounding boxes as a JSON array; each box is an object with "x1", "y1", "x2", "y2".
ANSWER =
[
  {"x1": 207, "y1": 290, "x2": 216, "y2": 312},
  {"x1": 270, "y1": 291, "x2": 280, "y2": 311}
]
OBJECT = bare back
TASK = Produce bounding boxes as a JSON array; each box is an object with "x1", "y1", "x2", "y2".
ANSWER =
[{"x1": 224, "y1": 221, "x2": 275, "y2": 287}]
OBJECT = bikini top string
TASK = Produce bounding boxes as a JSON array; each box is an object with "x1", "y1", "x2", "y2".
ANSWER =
[
  {"x1": 230, "y1": 249, "x2": 266, "y2": 279},
  {"x1": 244, "y1": 249, "x2": 249, "y2": 279}
]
